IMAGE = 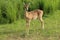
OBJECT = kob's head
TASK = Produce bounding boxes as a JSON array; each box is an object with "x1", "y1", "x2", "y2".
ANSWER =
[{"x1": 23, "y1": 2, "x2": 30, "y2": 11}]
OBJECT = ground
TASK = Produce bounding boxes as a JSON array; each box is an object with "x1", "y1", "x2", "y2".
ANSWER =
[{"x1": 0, "y1": 10, "x2": 60, "y2": 40}]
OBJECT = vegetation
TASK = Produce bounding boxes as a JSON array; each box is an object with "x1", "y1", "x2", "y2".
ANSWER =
[
  {"x1": 0, "y1": 0, "x2": 60, "y2": 40},
  {"x1": 0, "y1": 10, "x2": 60, "y2": 40},
  {"x1": 0, "y1": 0, "x2": 60, "y2": 24}
]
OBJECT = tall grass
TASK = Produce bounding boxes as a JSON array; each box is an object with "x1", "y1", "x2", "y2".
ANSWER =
[{"x1": 0, "y1": 0, "x2": 60, "y2": 24}]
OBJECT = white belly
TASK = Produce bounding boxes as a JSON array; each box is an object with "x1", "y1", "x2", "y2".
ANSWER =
[{"x1": 33, "y1": 16, "x2": 37, "y2": 20}]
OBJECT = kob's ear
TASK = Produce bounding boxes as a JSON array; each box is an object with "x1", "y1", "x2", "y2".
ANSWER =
[
  {"x1": 23, "y1": 2, "x2": 26, "y2": 5},
  {"x1": 29, "y1": 3, "x2": 30, "y2": 5},
  {"x1": 28, "y1": 3, "x2": 30, "y2": 6}
]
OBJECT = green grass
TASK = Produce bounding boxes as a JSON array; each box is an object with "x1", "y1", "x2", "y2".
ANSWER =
[
  {"x1": 0, "y1": 0, "x2": 60, "y2": 23},
  {"x1": 0, "y1": 10, "x2": 60, "y2": 40}
]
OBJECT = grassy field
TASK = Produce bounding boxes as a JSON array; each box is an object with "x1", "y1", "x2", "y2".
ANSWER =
[{"x1": 0, "y1": 10, "x2": 60, "y2": 40}]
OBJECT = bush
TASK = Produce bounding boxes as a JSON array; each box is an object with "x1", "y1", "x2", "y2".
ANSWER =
[{"x1": 0, "y1": 0, "x2": 59, "y2": 24}]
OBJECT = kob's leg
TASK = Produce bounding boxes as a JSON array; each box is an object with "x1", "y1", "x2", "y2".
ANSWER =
[
  {"x1": 26, "y1": 19, "x2": 31, "y2": 35},
  {"x1": 39, "y1": 17, "x2": 44, "y2": 29}
]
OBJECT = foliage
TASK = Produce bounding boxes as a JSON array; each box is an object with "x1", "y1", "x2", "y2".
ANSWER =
[{"x1": 0, "y1": 0, "x2": 60, "y2": 24}]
